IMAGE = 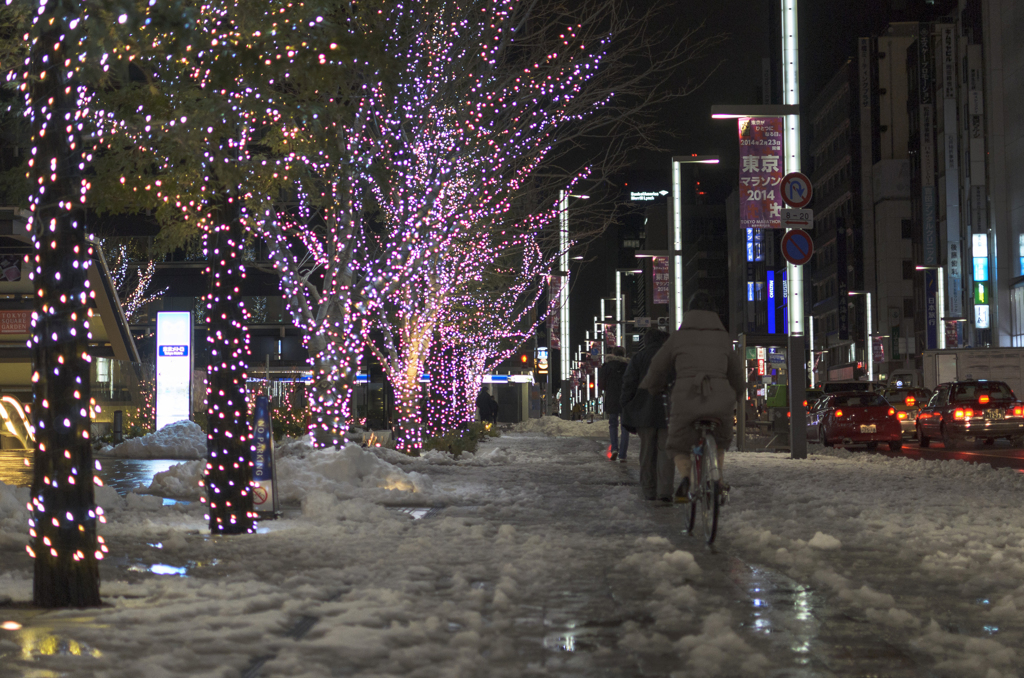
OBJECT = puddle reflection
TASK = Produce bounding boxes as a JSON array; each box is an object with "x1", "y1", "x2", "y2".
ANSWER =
[{"x1": 0, "y1": 618, "x2": 106, "y2": 663}]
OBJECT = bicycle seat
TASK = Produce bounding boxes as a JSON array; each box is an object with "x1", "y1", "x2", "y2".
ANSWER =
[{"x1": 694, "y1": 418, "x2": 722, "y2": 430}]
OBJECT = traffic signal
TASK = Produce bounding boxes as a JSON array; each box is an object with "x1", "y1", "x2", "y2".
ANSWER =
[{"x1": 520, "y1": 353, "x2": 529, "y2": 364}]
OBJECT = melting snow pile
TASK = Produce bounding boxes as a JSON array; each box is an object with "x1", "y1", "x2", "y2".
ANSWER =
[
  {"x1": 0, "y1": 480, "x2": 29, "y2": 551},
  {"x1": 509, "y1": 415, "x2": 605, "y2": 437},
  {"x1": 143, "y1": 439, "x2": 434, "y2": 504},
  {"x1": 97, "y1": 420, "x2": 206, "y2": 460}
]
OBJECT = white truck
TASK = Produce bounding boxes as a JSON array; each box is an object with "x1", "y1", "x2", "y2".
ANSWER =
[{"x1": 921, "y1": 348, "x2": 1024, "y2": 397}]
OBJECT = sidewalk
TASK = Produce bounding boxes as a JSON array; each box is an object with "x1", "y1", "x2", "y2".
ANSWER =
[{"x1": 1, "y1": 425, "x2": 1023, "y2": 676}]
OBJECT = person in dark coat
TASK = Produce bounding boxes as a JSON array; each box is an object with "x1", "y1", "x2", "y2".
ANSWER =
[
  {"x1": 476, "y1": 386, "x2": 499, "y2": 425},
  {"x1": 598, "y1": 346, "x2": 630, "y2": 461},
  {"x1": 620, "y1": 329, "x2": 674, "y2": 501},
  {"x1": 640, "y1": 291, "x2": 744, "y2": 498}
]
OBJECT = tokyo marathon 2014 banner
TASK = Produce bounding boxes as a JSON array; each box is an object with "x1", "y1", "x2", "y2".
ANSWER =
[{"x1": 738, "y1": 117, "x2": 784, "y2": 229}]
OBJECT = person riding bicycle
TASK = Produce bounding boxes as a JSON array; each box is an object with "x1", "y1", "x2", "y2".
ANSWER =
[{"x1": 639, "y1": 291, "x2": 744, "y2": 501}]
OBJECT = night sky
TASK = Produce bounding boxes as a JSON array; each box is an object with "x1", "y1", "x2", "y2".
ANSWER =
[{"x1": 566, "y1": 0, "x2": 898, "y2": 356}]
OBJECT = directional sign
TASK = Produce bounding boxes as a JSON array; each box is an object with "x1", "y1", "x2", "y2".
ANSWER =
[
  {"x1": 782, "y1": 207, "x2": 813, "y2": 230},
  {"x1": 781, "y1": 229, "x2": 814, "y2": 266},
  {"x1": 781, "y1": 172, "x2": 813, "y2": 208}
]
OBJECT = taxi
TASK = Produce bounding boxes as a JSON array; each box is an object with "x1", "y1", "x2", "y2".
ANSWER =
[{"x1": 881, "y1": 386, "x2": 932, "y2": 439}]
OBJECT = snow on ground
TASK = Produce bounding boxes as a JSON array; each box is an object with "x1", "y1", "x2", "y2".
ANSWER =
[
  {"x1": 5, "y1": 431, "x2": 1024, "y2": 675},
  {"x1": 508, "y1": 414, "x2": 607, "y2": 437},
  {"x1": 95, "y1": 420, "x2": 206, "y2": 460}
]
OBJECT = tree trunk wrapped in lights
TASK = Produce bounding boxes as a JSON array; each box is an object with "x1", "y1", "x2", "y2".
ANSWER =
[
  {"x1": 24, "y1": 2, "x2": 102, "y2": 608},
  {"x1": 201, "y1": 198, "x2": 256, "y2": 535}
]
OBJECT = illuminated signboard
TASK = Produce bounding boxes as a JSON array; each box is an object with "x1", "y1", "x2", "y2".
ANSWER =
[
  {"x1": 629, "y1": 190, "x2": 669, "y2": 202},
  {"x1": 156, "y1": 312, "x2": 192, "y2": 431}
]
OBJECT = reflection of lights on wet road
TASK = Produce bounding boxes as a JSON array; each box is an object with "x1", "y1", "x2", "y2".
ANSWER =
[
  {"x1": 544, "y1": 632, "x2": 577, "y2": 652},
  {"x1": 984, "y1": 625, "x2": 1000, "y2": 634},
  {"x1": 794, "y1": 588, "x2": 814, "y2": 621},
  {"x1": 4, "y1": 620, "x2": 105, "y2": 661},
  {"x1": 127, "y1": 563, "x2": 188, "y2": 576},
  {"x1": 2, "y1": 620, "x2": 22, "y2": 630}
]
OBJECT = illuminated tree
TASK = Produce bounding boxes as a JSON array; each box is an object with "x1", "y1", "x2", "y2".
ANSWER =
[
  {"x1": 22, "y1": 0, "x2": 104, "y2": 607},
  {"x1": 101, "y1": 240, "x2": 165, "y2": 323},
  {"x1": 259, "y1": 0, "x2": 717, "y2": 452},
  {"x1": 82, "y1": 0, "x2": 379, "y2": 532}
]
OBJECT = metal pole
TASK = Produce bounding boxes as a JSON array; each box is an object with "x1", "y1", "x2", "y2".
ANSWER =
[
  {"x1": 671, "y1": 162, "x2": 684, "y2": 329},
  {"x1": 782, "y1": 0, "x2": 807, "y2": 459},
  {"x1": 866, "y1": 293, "x2": 873, "y2": 383},
  {"x1": 559, "y1": 190, "x2": 570, "y2": 419},
  {"x1": 938, "y1": 267, "x2": 946, "y2": 350},
  {"x1": 737, "y1": 333, "x2": 747, "y2": 451},
  {"x1": 808, "y1": 317, "x2": 815, "y2": 388}
]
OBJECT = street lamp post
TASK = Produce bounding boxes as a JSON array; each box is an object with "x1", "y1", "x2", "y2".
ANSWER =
[
  {"x1": 558, "y1": 190, "x2": 590, "y2": 419},
  {"x1": 670, "y1": 155, "x2": 721, "y2": 329},
  {"x1": 710, "y1": 101, "x2": 804, "y2": 459},
  {"x1": 916, "y1": 265, "x2": 946, "y2": 351},
  {"x1": 848, "y1": 291, "x2": 874, "y2": 383}
]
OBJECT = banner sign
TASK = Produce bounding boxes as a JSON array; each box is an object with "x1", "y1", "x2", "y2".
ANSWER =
[
  {"x1": 156, "y1": 312, "x2": 192, "y2": 431},
  {"x1": 0, "y1": 310, "x2": 31, "y2": 334},
  {"x1": 836, "y1": 227, "x2": 849, "y2": 340},
  {"x1": 925, "y1": 270, "x2": 938, "y2": 349},
  {"x1": 738, "y1": 117, "x2": 784, "y2": 229},
  {"x1": 251, "y1": 394, "x2": 279, "y2": 516},
  {"x1": 652, "y1": 256, "x2": 670, "y2": 305}
]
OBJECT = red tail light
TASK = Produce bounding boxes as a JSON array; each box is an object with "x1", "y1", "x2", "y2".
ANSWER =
[
  {"x1": 1016, "y1": 406, "x2": 1023, "y2": 417},
  {"x1": 834, "y1": 409, "x2": 843, "y2": 418},
  {"x1": 905, "y1": 396, "x2": 916, "y2": 407},
  {"x1": 979, "y1": 394, "x2": 990, "y2": 405},
  {"x1": 803, "y1": 400, "x2": 808, "y2": 407},
  {"x1": 888, "y1": 407, "x2": 896, "y2": 416},
  {"x1": 955, "y1": 408, "x2": 975, "y2": 420},
  {"x1": 787, "y1": 411, "x2": 791, "y2": 418},
  {"x1": 897, "y1": 411, "x2": 908, "y2": 420}
]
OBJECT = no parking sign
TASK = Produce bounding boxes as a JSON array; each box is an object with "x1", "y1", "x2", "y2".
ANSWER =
[{"x1": 781, "y1": 229, "x2": 814, "y2": 266}]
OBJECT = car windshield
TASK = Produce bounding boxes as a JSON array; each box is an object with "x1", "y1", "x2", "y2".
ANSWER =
[
  {"x1": 888, "y1": 388, "x2": 931, "y2": 402},
  {"x1": 831, "y1": 394, "x2": 887, "y2": 408},
  {"x1": 951, "y1": 382, "x2": 1015, "y2": 402}
]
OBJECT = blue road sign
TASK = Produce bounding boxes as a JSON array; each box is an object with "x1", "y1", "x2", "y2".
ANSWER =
[{"x1": 781, "y1": 229, "x2": 814, "y2": 266}]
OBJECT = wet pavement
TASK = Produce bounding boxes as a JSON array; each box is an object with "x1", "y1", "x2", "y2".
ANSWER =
[
  {"x1": 0, "y1": 448, "x2": 181, "y2": 495},
  {"x1": 1, "y1": 436, "x2": 941, "y2": 676}
]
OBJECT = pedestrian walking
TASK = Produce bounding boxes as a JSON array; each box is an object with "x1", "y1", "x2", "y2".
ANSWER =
[
  {"x1": 476, "y1": 386, "x2": 499, "y2": 425},
  {"x1": 620, "y1": 328, "x2": 674, "y2": 501},
  {"x1": 599, "y1": 346, "x2": 630, "y2": 461}
]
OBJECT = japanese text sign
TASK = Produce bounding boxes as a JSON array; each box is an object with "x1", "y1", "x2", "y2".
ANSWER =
[{"x1": 738, "y1": 117, "x2": 784, "y2": 229}]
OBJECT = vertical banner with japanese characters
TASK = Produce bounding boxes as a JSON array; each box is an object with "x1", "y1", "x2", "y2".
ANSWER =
[
  {"x1": 547, "y1": 275, "x2": 561, "y2": 349},
  {"x1": 738, "y1": 117, "x2": 784, "y2": 229},
  {"x1": 652, "y1": 257, "x2": 670, "y2": 305}
]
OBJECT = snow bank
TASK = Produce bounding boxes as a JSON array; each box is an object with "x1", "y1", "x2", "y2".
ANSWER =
[
  {"x1": 139, "y1": 439, "x2": 434, "y2": 504},
  {"x1": 97, "y1": 420, "x2": 206, "y2": 460},
  {"x1": 0, "y1": 480, "x2": 29, "y2": 551},
  {"x1": 277, "y1": 442, "x2": 434, "y2": 503},
  {"x1": 508, "y1": 415, "x2": 606, "y2": 437}
]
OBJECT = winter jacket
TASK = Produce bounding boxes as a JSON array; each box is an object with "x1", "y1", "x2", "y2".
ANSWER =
[
  {"x1": 639, "y1": 310, "x2": 744, "y2": 456},
  {"x1": 475, "y1": 389, "x2": 498, "y2": 419},
  {"x1": 619, "y1": 333, "x2": 671, "y2": 431},
  {"x1": 598, "y1": 355, "x2": 630, "y2": 414}
]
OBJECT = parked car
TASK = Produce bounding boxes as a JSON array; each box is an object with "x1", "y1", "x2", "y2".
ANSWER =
[
  {"x1": 807, "y1": 391, "x2": 903, "y2": 450},
  {"x1": 822, "y1": 381, "x2": 885, "y2": 395},
  {"x1": 915, "y1": 380, "x2": 1024, "y2": 448},
  {"x1": 881, "y1": 386, "x2": 933, "y2": 439}
]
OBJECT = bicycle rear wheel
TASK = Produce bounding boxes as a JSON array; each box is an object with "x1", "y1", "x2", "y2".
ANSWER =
[
  {"x1": 700, "y1": 436, "x2": 720, "y2": 544},
  {"x1": 685, "y1": 455, "x2": 699, "y2": 535}
]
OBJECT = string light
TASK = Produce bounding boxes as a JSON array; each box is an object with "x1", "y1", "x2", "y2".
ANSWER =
[{"x1": 22, "y1": 0, "x2": 101, "y2": 607}]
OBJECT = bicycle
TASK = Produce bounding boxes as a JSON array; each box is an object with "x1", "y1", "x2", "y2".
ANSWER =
[{"x1": 685, "y1": 419, "x2": 722, "y2": 544}]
